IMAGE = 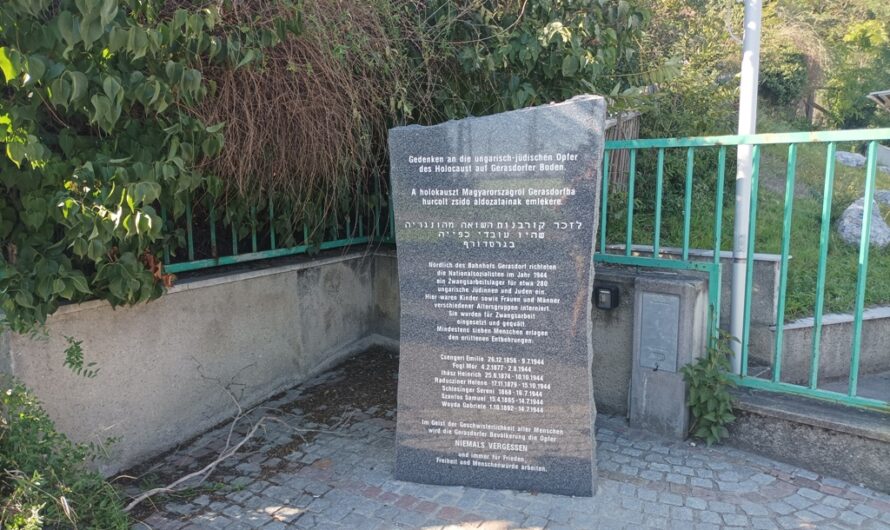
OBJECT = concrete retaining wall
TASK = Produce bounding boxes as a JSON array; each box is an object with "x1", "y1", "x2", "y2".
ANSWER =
[
  {"x1": 769, "y1": 306, "x2": 890, "y2": 384},
  {"x1": 8, "y1": 244, "x2": 881, "y2": 479},
  {"x1": 1, "y1": 251, "x2": 399, "y2": 474}
]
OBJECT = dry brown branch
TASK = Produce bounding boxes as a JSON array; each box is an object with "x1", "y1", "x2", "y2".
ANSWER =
[
  {"x1": 123, "y1": 412, "x2": 354, "y2": 512},
  {"x1": 123, "y1": 358, "x2": 355, "y2": 513}
]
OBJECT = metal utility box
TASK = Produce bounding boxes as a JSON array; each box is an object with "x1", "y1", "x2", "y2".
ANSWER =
[{"x1": 630, "y1": 274, "x2": 708, "y2": 439}]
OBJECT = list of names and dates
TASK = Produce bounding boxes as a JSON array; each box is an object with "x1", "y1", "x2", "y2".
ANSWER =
[
  {"x1": 396, "y1": 150, "x2": 589, "y2": 474},
  {"x1": 390, "y1": 96, "x2": 603, "y2": 496}
]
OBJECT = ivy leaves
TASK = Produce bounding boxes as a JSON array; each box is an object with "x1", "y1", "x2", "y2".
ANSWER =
[
  {"x1": 420, "y1": 0, "x2": 659, "y2": 119},
  {"x1": 0, "y1": 0, "x2": 282, "y2": 334}
]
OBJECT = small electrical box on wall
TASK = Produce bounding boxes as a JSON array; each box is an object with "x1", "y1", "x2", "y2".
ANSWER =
[{"x1": 593, "y1": 284, "x2": 619, "y2": 310}]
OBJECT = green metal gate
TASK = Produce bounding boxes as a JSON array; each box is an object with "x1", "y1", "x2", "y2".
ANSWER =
[{"x1": 599, "y1": 128, "x2": 890, "y2": 412}]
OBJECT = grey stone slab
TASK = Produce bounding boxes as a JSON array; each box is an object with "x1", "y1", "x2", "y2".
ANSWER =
[
  {"x1": 389, "y1": 95, "x2": 607, "y2": 497},
  {"x1": 630, "y1": 275, "x2": 708, "y2": 439}
]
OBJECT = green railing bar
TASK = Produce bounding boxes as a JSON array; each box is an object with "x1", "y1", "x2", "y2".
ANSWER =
[
  {"x1": 849, "y1": 141, "x2": 879, "y2": 397},
  {"x1": 712, "y1": 146, "x2": 727, "y2": 265},
  {"x1": 165, "y1": 236, "x2": 375, "y2": 274},
  {"x1": 810, "y1": 142, "x2": 837, "y2": 390},
  {"x1": 166, "y1": 245, "x2": 309, "y2": 273},
  {"x1": 185, "y1": 199, "x2": 195, "y2": 262},
  {"x1": 359, "y1": 214, "x2": 365, "y2": 238},
  {"x1": 319, "y1": 235, "x2": 374, "y2": 250},
  {"x1": 269, "y1": 198, "x2": 276, "y2": 250},
  {"x1": 600, "y1": 150, "x2": 610, "y2": 254},
  {"x1": 653, "y1": 148, "x2": 664, "y2": 256},
  {"x1": 250, "y1": 206, "x2": 258, "y2": 253},
  {"x1": 374, "y1": 177, "x2": 382, "y2": 238},
  {"x1": 772, "y1": 143, "x2": 798, "y2": 383},
  {"x1": 740, "y1": 145, "x2": 762, "y2": 377},
  {"x1": 161, "y1": 205, "x2": 170, "y2": 265},
  {"x1": 625, "y1": 149, "x2": 636, "y2": 257},
  {"x1": 682, "y1": 147, "x2": 695, "y2": 261},
  {"x1": 209, "y1": 205, "x2": 217, "y2": 258},
  {"x1": 732, "y1": 375, "x2": 890, "y2": 413},
  {"x1": 709, "y1": 263, "x2": 722, "y2": 343},
  {"x1": 709, "y1": 148, "x2": 726, "y2": 341},
  {"x1": 594, "y1": 253, "x2": 715, "y2": 272},
  {"x1": 303, "y1": 224, "x2": 310, "y2": 246},
  {"x1": 605, "y1": 127, "x2": 890, "y2": 150},
  {"x1": 231, "y1": 223, "x2": 238, "y2": 256}
]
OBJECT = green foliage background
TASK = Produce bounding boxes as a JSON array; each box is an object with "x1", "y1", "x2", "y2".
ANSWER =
[
  {"x1": 0, "y1": 0, "x2": 301, "y2": 334},
  {"x1": 1, "y1": 375, "x2": 128, "y2": 529},
  {"x1": 0, "y1": 0, "x2": 676, "y2": 336}
]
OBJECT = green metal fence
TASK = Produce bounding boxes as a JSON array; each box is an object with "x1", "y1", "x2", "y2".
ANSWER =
[
  {"x1": 162, "y1": 126, "x2": 890, "y2": 412},
  {"x1": 161, "y1": 190, "x2": 395, "y2": 275},
  {"x1": 599, "y1": 128, "x2": 890, "y2": 412}
]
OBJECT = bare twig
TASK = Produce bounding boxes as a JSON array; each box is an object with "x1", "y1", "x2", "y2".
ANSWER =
[{"x1": 122, "y1": 359, "x2": 356, "y2": 513}]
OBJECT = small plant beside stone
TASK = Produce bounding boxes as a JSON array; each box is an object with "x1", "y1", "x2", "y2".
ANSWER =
[{"x1": 681, "y1": 333, "x2": 737, "y2": 445}]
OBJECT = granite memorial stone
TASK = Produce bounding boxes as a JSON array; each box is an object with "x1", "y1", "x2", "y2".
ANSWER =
[{"x1": 389, "y1": 95, "x2": 606, "y2": 497}]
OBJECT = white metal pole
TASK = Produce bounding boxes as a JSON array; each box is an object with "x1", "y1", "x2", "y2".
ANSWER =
[{"x1": 730, "y1": 0, "x2": 762, "y2": 374}]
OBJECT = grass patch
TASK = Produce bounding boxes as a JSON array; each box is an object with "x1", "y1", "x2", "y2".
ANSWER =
[{"x1": 603, "y1": 138, "x2": 890, "y2": 321}]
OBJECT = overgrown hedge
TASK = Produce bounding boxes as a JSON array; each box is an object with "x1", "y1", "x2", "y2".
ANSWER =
[
  {"x1": 1, "y1": 0, "x2": 673, "y2": 336},
  {"x1": 1, "y1": 375, "x2": 128, "y2": 529}
]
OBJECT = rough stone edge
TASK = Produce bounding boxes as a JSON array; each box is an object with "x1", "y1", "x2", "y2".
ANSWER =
[
  {"x1": 728, "y1": 391, "x2": 890, "y2": 493},
  {"x1": 732, "y1": 388, "x2": 890, "y2": 443},
  {"x1": 50, "y1": 250, "x2": 380, "y2": 317},
  {"x1": 777, "y1": 304, "x2": 890, "y2": 331}
]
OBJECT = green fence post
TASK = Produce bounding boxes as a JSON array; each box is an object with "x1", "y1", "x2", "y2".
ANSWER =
[
  {"x1": 810, "y1": 142, "x2": 837, "y2": 390},
  {"x1": 772, "y1": 143, "x2": 798, "y2": 383},
  {"x1": 849, "y1": 141, "x2": 879, "y2": 397},
  {"x1": 654, "y1": 148, "x2": 665, "y2": 257},
  {"x1": 682, "y1": 147, "x2": 695, "y2": 261},
  {"x1": 600, "y1": 150, "x2": 610, "y2": 254},
  {"x1": 625, "y1": 149, "x2": 636, "y2": 257},
  {"x1": 740, "y1": 145, "x2": 762, "y2": 377}
]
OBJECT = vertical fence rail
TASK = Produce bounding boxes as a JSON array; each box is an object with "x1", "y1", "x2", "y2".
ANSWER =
[
  {"x1": 810, "y1": 142, "x2": 837, "y2": 390},
  {"x1": 653, "y1": 148, "x2": 665, "y2": 256},
  {"x1": 600, "y1": 150, "x2": 611, "y2": 254},
  {"x1": 712, "y1": 146, "x2": 727, "y2": 265},
  {"x1": 209, "y1": 205, "x2": 218, "y2": 258},
  {"x1": 772, "y1": 143, "x2": 797, "y2": 383},
  {"x1": 849, "y1": 141, "x2": 879, "y2": 397},
  {"x1": 682, "y1": 148, "x2": 694, "y2": 261},
  {"x1": 625, "y1": 149, "x2": 636, "y2": 257}
]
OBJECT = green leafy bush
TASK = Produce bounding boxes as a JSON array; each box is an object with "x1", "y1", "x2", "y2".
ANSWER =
[
  {"x1": 681, "y1": 333, "x2": 737, "y2": 445},
  {"x1": 0, "y1": 0, "x2": 294, "y2": 334},
  {"x1": 413, "y1": 0, "x2": 675, "y2": 120},
  {"x1": 0, "y1": 376, "x2": 128, "y2": 529},
  {"x1": 759, "y1": 42, "x2": 808, "y2": 106}
]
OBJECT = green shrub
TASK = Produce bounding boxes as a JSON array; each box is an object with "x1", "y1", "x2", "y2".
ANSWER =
[
  {"x1": 0, "y1": 0, "x2": 294, "y2": 335},
  {"x1": 759, "y1": 42, "x2": 808, "y2": 106},
  {"x1": 0, "y1": 376, "x2": 128, "y2": 529},
  {"x1": 681, "y1": 333, "x2": 737, "y2": 445}
]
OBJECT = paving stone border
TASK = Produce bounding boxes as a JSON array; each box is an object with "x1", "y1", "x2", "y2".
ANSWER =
[{"x1": 129, "y1": 351, "x2": 890, "y2": 530}]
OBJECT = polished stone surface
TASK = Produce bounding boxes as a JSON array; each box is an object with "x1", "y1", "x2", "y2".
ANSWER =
[{"x1": 388, "y1": 96, "x2": 606, "y2": 496}]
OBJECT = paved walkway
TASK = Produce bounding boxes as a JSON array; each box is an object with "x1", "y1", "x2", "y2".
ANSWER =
[{"x1": 128, "y1": 349, "x2": 890, "y2": 530}]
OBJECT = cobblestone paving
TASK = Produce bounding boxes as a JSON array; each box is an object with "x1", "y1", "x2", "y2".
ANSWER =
[{"x1": 130, "y1": 351, "x2": 890, "y2": 530}]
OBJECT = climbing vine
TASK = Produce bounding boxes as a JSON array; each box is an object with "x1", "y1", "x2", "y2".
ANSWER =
[{"x1": 0, "y1": 0, "x2": 297, "y2": 333}]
